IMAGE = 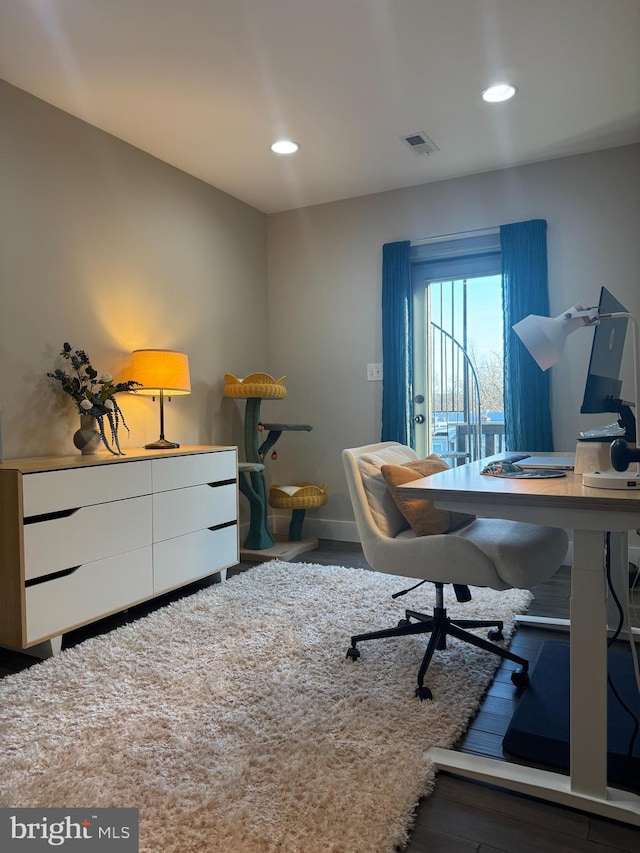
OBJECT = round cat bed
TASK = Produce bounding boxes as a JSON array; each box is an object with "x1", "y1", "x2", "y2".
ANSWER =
[
  {"x1": 223, "y1": 372, "x2": 287, "y2": 399},
  {"x1": 269, "y1": 482, "x2": 328, "y2": 510},
  {"x1": 269, "y1": 483, "x2": 329, "y2": 541}
]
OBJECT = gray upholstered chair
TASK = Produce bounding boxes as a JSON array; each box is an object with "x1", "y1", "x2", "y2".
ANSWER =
[{"x1": 342, "y1": 442, "x2": 568, "y2": 699}]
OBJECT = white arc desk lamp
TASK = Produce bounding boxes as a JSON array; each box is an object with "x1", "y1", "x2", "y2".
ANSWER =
[{"x1": 513, "y1": 303, "x2": 640, "y2": 489}]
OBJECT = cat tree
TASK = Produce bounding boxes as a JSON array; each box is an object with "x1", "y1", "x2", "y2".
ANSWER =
[{"x1": 224, "y1": 373, "x2": 327, "y2": 560}]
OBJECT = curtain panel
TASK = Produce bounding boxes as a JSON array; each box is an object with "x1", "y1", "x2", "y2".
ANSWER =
[
  {"x1": 501, "y1": 219, "x2": 554, "y2": 451},
  {"x1": 381, "y1": 241, "x2": 414, "y2": 445},
  {"x1": 382, "y1": 222, "x2": 553, "y2": 452}
]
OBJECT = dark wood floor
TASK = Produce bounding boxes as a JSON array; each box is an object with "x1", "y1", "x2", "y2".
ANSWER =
[{"x1": 1, "y1": 541, "x2": 638, "y2": 853}]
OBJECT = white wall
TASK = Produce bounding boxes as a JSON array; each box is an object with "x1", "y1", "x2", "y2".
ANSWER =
[
  {"x1": 0, "y1": 80, "x2": 267, "y2": 461},
  {"x1": 266, "y1": 144, "x2": 640, "y2": 540}
]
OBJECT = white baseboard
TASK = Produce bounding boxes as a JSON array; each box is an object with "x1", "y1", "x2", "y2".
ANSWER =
[
  {"x1": 238, "y1": 515, "x2": 360, "y2": 545},
  {"x1": 270, "y1": 513, "x2": 359, "y2": 543}
]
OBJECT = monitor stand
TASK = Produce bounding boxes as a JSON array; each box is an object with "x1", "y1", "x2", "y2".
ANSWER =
[{"x1": 615, "y1": 401, "x2": 636, "y2": 443}]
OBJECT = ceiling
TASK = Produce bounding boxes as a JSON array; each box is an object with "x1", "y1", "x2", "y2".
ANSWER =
[{"x1": 1, "y1": 0, "x2": 639, "y2": 214}]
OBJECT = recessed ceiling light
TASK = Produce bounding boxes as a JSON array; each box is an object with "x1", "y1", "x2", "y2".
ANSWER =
[
  {"x1": 270, "y1": 140, "x2": 300, "y2": 155},
  {"x1": 481, "y1": 83, "x2": 517, "y2": 103}
]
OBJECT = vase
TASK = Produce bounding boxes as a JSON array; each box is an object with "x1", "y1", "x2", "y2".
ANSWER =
[{"x1": 73, "y1": 415, "x2": 102, "y2": 455}]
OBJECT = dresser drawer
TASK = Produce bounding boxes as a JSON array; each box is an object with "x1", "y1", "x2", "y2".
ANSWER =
[
  {"x1": 22, "y1": 460, "x2": 152, "y2": 517},
  {"x1": 26, "y1": 546, "x2": 153, "y2": 644},
  {"x1": 153, "y1": 524, "x2": 238, "y2": 593},
  {"x1": 23, "y1": 496, "x2": 153, "y2": 581},
  {"x1": 151, "y1": 451, "x2": 236, "y2": 493},
  {"x1": 153, "y1": 483, "x2": 236, "y2": 542}
]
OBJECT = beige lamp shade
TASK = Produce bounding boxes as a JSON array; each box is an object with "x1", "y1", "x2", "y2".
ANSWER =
[{"x1": 131, "y1": 350, "x2": 191, "y2": 396}]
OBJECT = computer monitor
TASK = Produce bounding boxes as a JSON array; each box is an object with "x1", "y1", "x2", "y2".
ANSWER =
[{"x1": 580, "y1": 286, "x2": 636, "y2": 441}]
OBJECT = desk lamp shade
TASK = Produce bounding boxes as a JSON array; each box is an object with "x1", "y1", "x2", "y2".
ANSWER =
[
  {"x1": 513, "y1": 310, "x2": 592, "y2": 371},
  {"x1": 131, "y1": 349, "x2": 191, "y2": 449}
]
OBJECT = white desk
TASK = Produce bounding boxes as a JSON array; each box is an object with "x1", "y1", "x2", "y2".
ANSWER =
[{"x1": 397, "y1": 459, "x2": 640, "y2": 825}]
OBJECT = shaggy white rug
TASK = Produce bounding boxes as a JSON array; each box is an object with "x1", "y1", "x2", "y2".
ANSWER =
[{"x1": 0, "y1": 560, "x2": 532, "y2": 853}]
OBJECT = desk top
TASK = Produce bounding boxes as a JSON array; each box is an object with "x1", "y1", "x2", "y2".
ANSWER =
[{"x1": 397, "y1": 456, "x2": 640, "y2": 514}]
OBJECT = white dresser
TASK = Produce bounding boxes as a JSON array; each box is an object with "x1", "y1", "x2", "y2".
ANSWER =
[{"x1": 0, "y1": 446, "x2": 238, "y2": 653}]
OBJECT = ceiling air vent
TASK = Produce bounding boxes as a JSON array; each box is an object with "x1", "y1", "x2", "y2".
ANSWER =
[{"x1": 401, "y1": 132, "x2": 439, "y2": 156}]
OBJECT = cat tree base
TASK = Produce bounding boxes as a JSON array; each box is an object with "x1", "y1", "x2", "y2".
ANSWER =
[{"x1": 240, "y1": 535, "x2": 319, "y2": 563}]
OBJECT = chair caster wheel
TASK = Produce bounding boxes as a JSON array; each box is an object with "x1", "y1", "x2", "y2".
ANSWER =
[
  {"x1": 415, "y1": 685, "x2": 433, "y2": 701},
  {"x1": 487, "y1": 627, "x2": 504, "y2": 641},
  {"x1": 397, "y1": 618, "x2": 410, "y2": 627},
  {"x1": 346, "y1": 646, "x2": 360, "y2": 661},
  {"x1": 511, "y1": 668, "x2": 529, "y2": 689}
]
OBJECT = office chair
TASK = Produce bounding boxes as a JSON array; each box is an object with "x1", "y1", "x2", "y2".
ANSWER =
[{"x1": 342, "y1": 442, "x2": 568, "y2": 699}]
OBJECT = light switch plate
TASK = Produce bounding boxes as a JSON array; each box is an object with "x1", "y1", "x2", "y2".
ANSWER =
[{"x1": 367, "y1": 363, "x2": 383, "y2": 381}]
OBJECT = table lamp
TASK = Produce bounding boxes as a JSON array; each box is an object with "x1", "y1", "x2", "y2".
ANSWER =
[
  {"x1": 130, "y1": 349, "x2": 191, "y2": 449},
  {"x1": 513, "y1": 300, "x2": 640, "y2": 488}
]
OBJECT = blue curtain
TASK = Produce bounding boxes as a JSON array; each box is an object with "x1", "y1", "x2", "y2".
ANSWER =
[
  {"x1": 381, "y1": 241, "x2": 414, "y2": 445},
  {"x1": 501, "y1": 219, "x2": 554, "y2": 451}
]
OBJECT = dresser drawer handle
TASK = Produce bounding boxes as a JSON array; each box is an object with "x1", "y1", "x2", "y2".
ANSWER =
[
  {"x1": 207, "y1": 479, "x2": 236, "y2": 488},
  {"x1": 25, "y1": 565, "x2": 81, "y2": 587},
  {"x1": 24, "y1": 507, "x2": 80, "y2": 525},
  {"x1": 207, "y1": 520, "x2": 237, "y2": 532}
]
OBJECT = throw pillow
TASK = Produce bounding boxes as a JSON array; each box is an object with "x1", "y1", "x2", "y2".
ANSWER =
[
  {"x1": 357, "y1": 445, "x2": 419, "y2": 537},
  {"x1": 381, "y1": 455, "x2": 475, "y2": 536}
]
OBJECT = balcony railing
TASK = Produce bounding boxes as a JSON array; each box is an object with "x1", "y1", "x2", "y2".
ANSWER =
[{"x1": 432, "y1": 421, "x2": 505, "y2": 466}]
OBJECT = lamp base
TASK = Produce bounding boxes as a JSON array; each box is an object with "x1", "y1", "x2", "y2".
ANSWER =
[
  {"x1": 144, "y1": 438, "x2": 180, "y2": 450},
  {"x1": 582, "y1": 470, "x2": 640, "y2": 490}
]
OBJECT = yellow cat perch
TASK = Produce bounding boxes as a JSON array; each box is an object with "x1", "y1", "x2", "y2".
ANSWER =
[
  {"x1": 223, "y1": 373, "x2": 287, "y2": 400},
  {"x1": 269, "y1": 483, "x2": 329, "y2": 542}
]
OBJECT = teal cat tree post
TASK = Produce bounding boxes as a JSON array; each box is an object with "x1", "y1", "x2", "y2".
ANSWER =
[{"x1": 224, "y1": 373, "x2": 312, "y2": 554}]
